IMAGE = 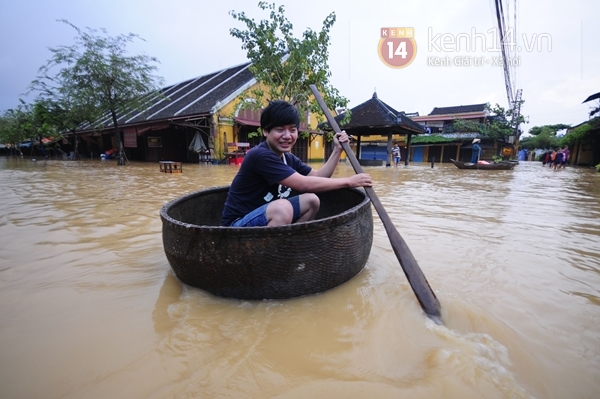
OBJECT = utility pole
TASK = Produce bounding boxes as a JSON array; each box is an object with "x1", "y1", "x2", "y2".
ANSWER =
[
  {"x1": 494, "y1": 0, "x2": 524, "y2": 157},
  {"x1": 512, "y1": 88, "x2": 523, "y2": 148}
]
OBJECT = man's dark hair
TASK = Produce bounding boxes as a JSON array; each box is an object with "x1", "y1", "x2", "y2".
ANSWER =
[{"x1": 260, "y1": 100, "x2": 300, "y2": 132}]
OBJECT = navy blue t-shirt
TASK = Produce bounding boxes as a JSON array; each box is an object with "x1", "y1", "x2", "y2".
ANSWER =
[{"x1": 221, "y1": 142, "x2": 312, "y2": 226}]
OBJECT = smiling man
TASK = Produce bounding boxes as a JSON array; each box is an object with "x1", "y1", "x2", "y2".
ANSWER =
[{"x1": 221, "y1": 100, "x2": 372, "y2": 227}]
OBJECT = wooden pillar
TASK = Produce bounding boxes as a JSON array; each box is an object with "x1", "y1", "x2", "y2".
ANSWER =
[
  {"x1": 405, "y1": 134, "x2": 413, "y2": 165},
  {"x1": 386, "y1": 133, "x2": 393, "y2": 167}
]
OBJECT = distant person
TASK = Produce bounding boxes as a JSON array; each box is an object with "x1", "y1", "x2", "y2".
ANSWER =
[
  {"x1": 553, "y1": 148, "x2": 564, "y2": 170},
  {"x1": 542, "y1": 150, "x2": 551, "y2": 166},
  {"x1": 392, "y1": 142, "x2": 401, "y2": 167},
  {"x1": 548, "y1": 149, "x2": 558, "y2": 168},
  {"x1": 470, "y1": 138, "x2": 482, "y2": 164},
  {"x1": 221, "y1": 100, "x2": 372, "y2": 227},
  {"x1": 560, "y1": 145, "x2": 570, "y2": 168}
]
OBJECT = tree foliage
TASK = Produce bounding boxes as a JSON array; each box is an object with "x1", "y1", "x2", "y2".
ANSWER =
[
  {"x1": 30, "y1": 20, "x2": 164, "y2": 164},
  {"x1": 561, "y1": 117, "x2": 600, "y2": 147},
  {"x1": 0, "y1": 106, "x2": 30, "y2": 153},
  {"x1": 229, "y1": 2, "x2": 348, "y2": 130},
  {"x1": 484, "y1": 103, "x2": 525, "y2": 141},
  {"x1": 519, "y1": 123, "x2": 571, "y2": 150},
  {"x1": 450, "y1": 102, "x2": 526, "y2": 143},
  {"x1": 587, "y1": 100, "x2": 600, "y2": 118},
  {"x1": 30, "y1": 37, "x2": 102, "y2": 160},
  {"x1": 452, "y1": 119, "x2": 486, "y2": 134},
  {"x1": 448, "y1": 103, "x2": 523, "y2": 143},
  {"x1": 519, "y1": 130, "x2": 560, "y2": 150},
  {"x1": 527, "y1": 124, "x2": 570, "y2": 136},
  {"x1": 410, "y1": 134, "x2": 457, "y2": 144},
  {"x1": 0, "y1": 100, "x2": 59, "y2": 155}
]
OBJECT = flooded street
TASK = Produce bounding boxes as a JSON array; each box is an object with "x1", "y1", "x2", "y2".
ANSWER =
[{"x1": 0, "y1": 156, "x2": 599, "y2": 399}]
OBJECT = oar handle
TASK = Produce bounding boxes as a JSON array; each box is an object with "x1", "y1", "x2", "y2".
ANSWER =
[{"x1": 310, "y1": 85, "x2": 442, "y2": 322}]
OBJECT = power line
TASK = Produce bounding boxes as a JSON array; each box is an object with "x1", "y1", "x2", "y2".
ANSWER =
[
  {"x1": 494, "y1": 0, "x2": 514, "y2": 107},
  {"x1": 494, "y1": 0, "x2": 525, "y2": 145}
]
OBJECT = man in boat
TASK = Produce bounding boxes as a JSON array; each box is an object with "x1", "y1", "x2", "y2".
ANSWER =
[
  {"x1": 470, "y1": 138, "x2": 482, "y2": 164},
  {"x1": 221, "y1": 100, "x2": 372, "y2": 227}
]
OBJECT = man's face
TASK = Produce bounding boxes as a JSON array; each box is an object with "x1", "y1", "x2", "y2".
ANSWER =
[{"x1": 264, "y1": 124, "x2": 298, "y2": 156}]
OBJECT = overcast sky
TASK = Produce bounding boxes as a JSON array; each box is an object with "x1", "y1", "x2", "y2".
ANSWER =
[{"x1": 1, "y1": 0, "x2": 598, "y2": 133}]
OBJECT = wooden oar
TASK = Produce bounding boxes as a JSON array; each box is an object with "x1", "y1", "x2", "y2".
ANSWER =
[{"x1": 309, "y1": 84, "x2": 442, "y2": 323}]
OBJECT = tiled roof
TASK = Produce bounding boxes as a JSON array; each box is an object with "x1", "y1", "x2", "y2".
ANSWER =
[
  {"x1": 428, "y1": 103, "x2": 487, "y2": 115},
  {"x1": 326, "y1": 92, "x2": 425, "y2": 134},
  {"x1": 79, "y1": 62, "x2": 255, "y2": 131}
]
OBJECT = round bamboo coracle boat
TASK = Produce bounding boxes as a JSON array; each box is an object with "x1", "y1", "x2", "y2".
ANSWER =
[{"x1": 160, "y1": 186, "x2": 373, "y2": 300}]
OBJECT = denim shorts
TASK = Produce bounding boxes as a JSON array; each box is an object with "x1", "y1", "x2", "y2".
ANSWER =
[{"x1": 230, "y1": 196, "x2": 301, "y2": 227}]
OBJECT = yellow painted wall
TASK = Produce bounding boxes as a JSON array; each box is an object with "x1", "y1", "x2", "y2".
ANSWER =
[{"x1": 211, "y1": 82, "x2": 331, "y2": 162}]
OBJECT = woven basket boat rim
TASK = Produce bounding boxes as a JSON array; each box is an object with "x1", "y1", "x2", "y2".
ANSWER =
[{"x1": 160, "y1": 185, "x2": 371, "y2": 233}]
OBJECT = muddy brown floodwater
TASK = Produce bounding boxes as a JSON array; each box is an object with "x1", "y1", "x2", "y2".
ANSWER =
[{"x1": 0, "y1": 156, "x2": 599, "y2": 399}]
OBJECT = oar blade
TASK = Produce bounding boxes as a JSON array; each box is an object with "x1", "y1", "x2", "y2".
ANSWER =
[{"x1": 309, "y1": 84, "x2": 442, "y2": 322}]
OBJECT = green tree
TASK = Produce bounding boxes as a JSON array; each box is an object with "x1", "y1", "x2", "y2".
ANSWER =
[
  {"x1": 32, "y1": 20, "x2": 164, "y2": 165},
  {"x1": 30, "y1": 100, "x2": 62, "y2": 155},
  {"x1": 0, "y1": 101, "x2": 56, "y2": 157},
  {"x1": 588, "y1": 100, "x2": 599, "y2": 118},
  {"x1": 30, "y1": 51, "x2": 102, "y2": 160},
  {"x1": 484, "y1": 103, "x2": 525, "y2": 142},
  {"x1": 562, "y1": 117, "x2": 600, "y2": 148},
  {"x1": 520, "y1": 130, "x2": 559, "y2": 150},
  {"x1": 519, "y1": 124, "x2": 569, "y2": 150},
  {"x1": 528, "y1": 124, "x2": 570, "y2": 136},
  {"x1": 0, "y1": 108, "x2": 28, "y2": 155},
  {"x1": 452, "y1": 118, "x2": 486, "y2": 134},
  {"x1": 229, "y1": 2, "x2": 349, "y2": 131}
]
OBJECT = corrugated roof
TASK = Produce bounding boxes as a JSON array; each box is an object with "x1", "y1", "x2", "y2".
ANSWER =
[
  {"x1": 79, "y1": 62, "x2": 255, "y2": 131},
  {"x1": 428, "y1": 103, "x2": 487, "y2": 115}
]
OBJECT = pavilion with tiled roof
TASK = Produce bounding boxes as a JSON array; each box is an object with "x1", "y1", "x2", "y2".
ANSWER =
[{"x1": 322, "y1": 92, "x2": 426, "y2": 166}]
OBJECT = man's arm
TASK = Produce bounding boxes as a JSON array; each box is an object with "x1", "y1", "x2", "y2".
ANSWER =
[
  {"x1": 309, "y1": 131, "x2": 347, "y2": 178},
  {"x1": 280, "y1": 171, "x2": 372, "y2": 193}
]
